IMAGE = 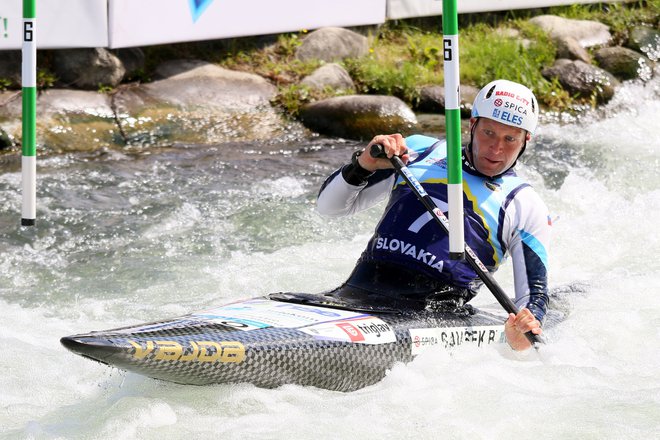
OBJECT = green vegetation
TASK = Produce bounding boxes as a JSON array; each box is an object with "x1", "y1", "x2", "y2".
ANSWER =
[
  {"x1": 272, "y1": 84, "x2": 351, "y2": 118},
  {"x1": 343, "y1": 19, "x2": 559, "y2": 108},
  {"x1": 36, "y1": 69, "x2": 57, "y2": 90},
  {"x1": 209, "y1": 0, "x2": 655, "y2": 116},
  {"x1": 0, "y1": 69, "x2": 56, "y2": 91},
  {"x1": 0, "y1": 77, "x2": 11, "y2": 91}
]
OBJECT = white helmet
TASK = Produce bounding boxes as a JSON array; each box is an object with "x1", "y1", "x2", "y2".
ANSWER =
[{"x1": 471, "y1": 80, "x2": 539, "y2": 135}]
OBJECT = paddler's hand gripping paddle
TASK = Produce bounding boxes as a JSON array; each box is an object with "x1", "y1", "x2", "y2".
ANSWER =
[{"x1": 370, "y1": 143, "x2": 543, "y2": 348}]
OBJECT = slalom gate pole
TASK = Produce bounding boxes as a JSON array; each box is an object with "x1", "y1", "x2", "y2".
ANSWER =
[
  {"x1": 442, "y1": 0, "x2": 464, "y2": 260},
  {"x1": 21, "y1": 0, "x2": 36, "y2": 227}
]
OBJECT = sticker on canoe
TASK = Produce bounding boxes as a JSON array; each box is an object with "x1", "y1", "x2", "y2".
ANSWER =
[
  {"x1": 409, "y1": 325, "x2": 505, "y2": 354},
  {"x1": 192, "y1": 299, "x2": 369, "y2": 331},
  {"x1": 299, "y1": 316, "x2": 396, "y2": 345},
  {"x1": 128, "y1": 340, "x2": 245, "y2": 364}
]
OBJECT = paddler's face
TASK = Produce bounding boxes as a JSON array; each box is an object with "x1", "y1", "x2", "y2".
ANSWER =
[{"x1": 469, "y1": 117, "x2": 530, "y2": 177}]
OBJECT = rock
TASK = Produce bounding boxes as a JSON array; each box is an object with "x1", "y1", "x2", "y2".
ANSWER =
[
  {"x1": 114, "y1": 48, "x2": 146, "y2": 79},
  {"x1": 417, "y1": 84, "x2": 478, "y2": 118},
  {"x1": 296, "y1": 27, "x2": 369, "y2": 62},
  {"x1": 300, "y1": 63, "x2": 354, "y2": 91},
  {"x1": 300, "y1": 95, "x2": 417, "y2": 140},
  {"x1": 594, "y1": 46, "x2": 653, "y2": 80},
  {"x1": 555, "y1": 36, "x2": 592, "y2": 63},
  {"x1": 147, "y1": 60, "x2": 276, "y2": 106},
  {"x1": 529, "y1": 15, "x2": 611, "y2": 48},
  {"x1": 552, "y1": 58, "x2": 574, "y2": 69},
  {"x1": 459, "y1": 85, "x2": 479, "y2": 117},
  {"x1": 627, "y1": 26, "x2": 660, "y2": 61},
  {"x1": 0, "y1": 125, "x2": 13, "y2": 150},
  {"x1": 417, "y1": 85, "x2": 445, "y2": 113},
  {"x1": 0, "y1": 89, "x2": 118, "y2": 152},
  {"x1": 113, "y1": 60, "x2": 294, "y2": 146},
  {"x1": 0, "y1": 92, "x2": 21, "y2": 148},
  {"x1": 0, "y1": 50, "x2": 21, "y2": 87},
  {"x1": 52, "y1": 48, "x2": 126, "y2": 90},
  {"x1": 542, "y1": 59, "x2": 619, "y2": 103}
]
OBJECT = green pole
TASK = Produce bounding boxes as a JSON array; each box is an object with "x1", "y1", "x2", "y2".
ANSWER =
[
  {"x1": 442, "y1": 0, "x2": 464, "y2": 260},
  {"x1": 22, "y1": 0, "x2": 36, "y2": 226}
]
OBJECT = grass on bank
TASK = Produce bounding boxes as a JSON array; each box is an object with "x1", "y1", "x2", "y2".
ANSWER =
[{"x1": 343, "y1": 20, "x2": 559, "y2": 108}]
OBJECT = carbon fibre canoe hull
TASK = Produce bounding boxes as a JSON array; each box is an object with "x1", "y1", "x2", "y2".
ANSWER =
[{"x1": 61, "y1": 296, "x2": 508, "y2": 391}]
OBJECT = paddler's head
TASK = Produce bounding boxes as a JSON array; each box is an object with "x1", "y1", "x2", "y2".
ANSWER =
[{"x1": 467, "y1": 79, "x2": 539, "y2": 178}]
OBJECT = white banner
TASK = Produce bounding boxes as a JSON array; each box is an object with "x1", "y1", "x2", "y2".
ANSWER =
[
  {"x1": 0, "y1": 0, "x2": 107, "y2": 50},
  {"x1": 387, "y1": 0, "x2": 624, "y2": 20},
  {"x1": 108, "y1": 0, "x2": 387, "y2": 49}
]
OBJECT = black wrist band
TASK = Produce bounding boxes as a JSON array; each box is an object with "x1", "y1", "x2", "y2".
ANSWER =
[{"x1": 342, "y1": 150, "x2": 375, "y2": 186}]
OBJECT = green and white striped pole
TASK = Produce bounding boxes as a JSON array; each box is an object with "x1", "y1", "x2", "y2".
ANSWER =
[
  {"x1": 442, "y1": 0, "x2": 464, "y2": 260},
  {"x1": 22, "y1": 0, "x2": 36, "y2": 226}
]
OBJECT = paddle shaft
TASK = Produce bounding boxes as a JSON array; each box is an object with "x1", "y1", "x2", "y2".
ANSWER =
[{"x1": 369, "y1": 144, "x2": 541, "y2": 346}]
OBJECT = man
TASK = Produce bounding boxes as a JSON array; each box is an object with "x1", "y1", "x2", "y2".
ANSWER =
[{"x1": 316, "y1": 79, "x2": 550, "y2": 350}]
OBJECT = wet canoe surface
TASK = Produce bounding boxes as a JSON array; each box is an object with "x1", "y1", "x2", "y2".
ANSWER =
[{"x1": 61, "y1": 295, "x2": 511, "y2": 391}]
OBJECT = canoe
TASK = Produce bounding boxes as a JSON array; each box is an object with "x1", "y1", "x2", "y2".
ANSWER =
[{"x1": 61, "y1": 293, "x2": 511, "y2": 391}]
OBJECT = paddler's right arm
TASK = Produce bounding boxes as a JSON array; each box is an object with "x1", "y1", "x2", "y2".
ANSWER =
[{"x1": 316, "y1": 134, "x2": 409, "y2": 217}]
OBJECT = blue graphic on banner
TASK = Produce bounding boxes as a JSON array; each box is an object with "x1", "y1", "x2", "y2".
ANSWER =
[{"x1": 188, "y1": 0, "x2": 214, "y2": 23}]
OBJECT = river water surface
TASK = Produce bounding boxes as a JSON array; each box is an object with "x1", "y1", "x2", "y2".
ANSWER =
[{"x1": 1, "y1": 75, "x2": 659, "y2": 439}]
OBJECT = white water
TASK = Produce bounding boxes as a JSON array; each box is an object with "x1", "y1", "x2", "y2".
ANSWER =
[{"x1": 1, "y1": 76, "x2": 659, "y2": 439}]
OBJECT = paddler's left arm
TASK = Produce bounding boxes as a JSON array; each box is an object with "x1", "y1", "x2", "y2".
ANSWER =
[{"x1": 503, "y1": 185, "x2": 552, "y2": 350}]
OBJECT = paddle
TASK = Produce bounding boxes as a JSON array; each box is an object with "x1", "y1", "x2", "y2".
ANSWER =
[{"x1": 369, "y1": 144, "x2": 542, "y2": 347}]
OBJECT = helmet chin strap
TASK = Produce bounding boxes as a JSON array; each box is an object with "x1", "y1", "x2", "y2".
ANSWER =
[{"x1": 465, "y1": 118, "x2": 527, "y2": 179}]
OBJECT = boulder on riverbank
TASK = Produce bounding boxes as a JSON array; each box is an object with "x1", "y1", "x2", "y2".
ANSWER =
[
  {"x1": 529, "y1": 15, "x2": 612, "y2": 48},
  {"x1": 0, "y1": 125, "x2": 13, "y2": 150},
  {"x1": 594, "y1": 47, "x2": 654, "y2": 80},
  {"x1": 52, "y1": 48, "x2": 126, "y2": 90},
  {"x1": 627, "y1": 26, "x2": 660, "y2": 60},
  {"x1": 113, "y1": 60, "x2": 295, "y2": 147},
  {"x1": 0, "y1": 89, "x2": 117, "y2": 152},
  {"x1": 301, "y1": 63, "x2": 355, "y2": 91},
  {"x1": 295, "y1": 27, "x2": 369, "y2": 62},
  {"x1": 554, "y1": 36, "x2": 592, "y2": 63},
  {"x1": 542, "y1": 60, "x2": 620, "y2": 103},
  {"x1": 417, "y1": 84, "x2": 479, "y2": 118},
  {"x1": 300, "y1": 95, "x2": 417, "y2": 140}
]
